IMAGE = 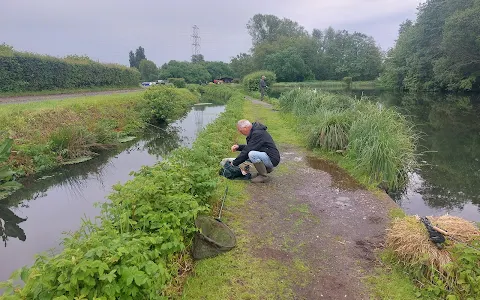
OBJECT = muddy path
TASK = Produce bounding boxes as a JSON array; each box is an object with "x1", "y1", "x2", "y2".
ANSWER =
[{"x1": 0, "y1": 88, "x2": 142, "y2": 105}]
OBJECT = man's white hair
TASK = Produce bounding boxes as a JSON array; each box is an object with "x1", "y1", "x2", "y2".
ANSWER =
[{"x1": 237, "y1": 119, "x2": 252, "y2": 129}]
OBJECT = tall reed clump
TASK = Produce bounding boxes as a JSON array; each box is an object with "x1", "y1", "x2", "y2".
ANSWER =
[
  {"x1": 0, "y1": 91, "x2": 244, "y2": 299},
  {"x1": 347, "y1": 101, "x2": 417, "y2": 190},
  {"x1": 279, "y1": 88, "x2": 417, "y2": 190}
]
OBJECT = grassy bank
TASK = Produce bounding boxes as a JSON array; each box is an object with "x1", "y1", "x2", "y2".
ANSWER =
[
  {"x1": 274, "y1": 80, "x2": 377, "y2": 90},
  {"x1": 277, "y1": 89, "x2": 417, "y2": 192},
  {"x1": 0, "y1": 88, "x2": 244, "y2": 299},
  {"x1": 0, "y1": 86, "x2": 205, "y2": 186},
  {"x1": 0, "y1": 86, "x2": 142, "y2": 98}
]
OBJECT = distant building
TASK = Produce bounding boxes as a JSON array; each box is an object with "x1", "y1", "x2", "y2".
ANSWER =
[{"x1": 214, "y1": 77, "x2": 234, "y2": 84}]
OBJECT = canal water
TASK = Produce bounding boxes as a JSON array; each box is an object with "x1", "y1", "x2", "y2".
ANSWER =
[
  {"x1": 271, "y1": 87, "x2": 480, "y2": 222},
  {"x1": 0, "y1": 104, "x2": 225, "y2": 282}
]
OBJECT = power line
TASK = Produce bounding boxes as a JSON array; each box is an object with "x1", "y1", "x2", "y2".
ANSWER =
[{"x1": 191, "y1": 25, "x2": 201, "y2": 56}]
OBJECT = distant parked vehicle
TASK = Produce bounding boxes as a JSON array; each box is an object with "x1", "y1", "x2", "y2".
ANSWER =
[{"x1": 141, "y1": 82, "x2": 157, "y2": 87}]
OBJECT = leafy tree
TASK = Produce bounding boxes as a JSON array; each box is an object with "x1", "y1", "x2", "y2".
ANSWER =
[
  {"x1": 204, "y1": 61, "x2": 234, "y2": 80},
  {"x1": 246, "y1": 14, "x2": 308, "y2": 46},
  {"x1": 139, "y1": 59, "x2": 158, "y2": 81},
  {"x1": 128, "y1": 46, "x2": 146, "y2": 69},
  {"x1": 236, "y1": 14, "x2": 383, "y2": 83},
  {"x1": 380, "y1": 0, "x2": 480, "y2": 91},
  {"x1": 158, "y1": 60, "x2": 211, "y2": 84},
  {"x1": 230, "y1": 53, "x2": 255, "y2": 78},
  {"x1": 264, "y1": 47, "x2": 313, "y2": 82},
  {"x1": 191, "y1": 54, "x2": 205, "y2": 63}
]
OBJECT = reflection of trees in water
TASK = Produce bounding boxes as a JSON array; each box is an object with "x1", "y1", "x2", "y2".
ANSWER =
[
  {"x1": 378, "y1": 92, "x2": 480, "y2": 211},
  {"x1": 142, "y1": 125, "x2": 182, "y2": 158},
  {"x1": 0, "y1": 204, "x2": 27, "y2": 247},
  {"x1": 0, "y1": 125, "x2": 181, "y2": 247},
  {"x1": 193, "y1": 105, "x2": 206, "y2": 136}
]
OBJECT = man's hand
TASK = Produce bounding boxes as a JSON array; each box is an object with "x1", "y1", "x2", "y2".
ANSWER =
[{"x1": 231, "y1": 144, "x2": 239, "y2": 152}]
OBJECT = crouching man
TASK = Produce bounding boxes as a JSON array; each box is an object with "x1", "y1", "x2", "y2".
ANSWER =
[{"x1": 227, "y1": 119, "x2": 280, "y2": 183}]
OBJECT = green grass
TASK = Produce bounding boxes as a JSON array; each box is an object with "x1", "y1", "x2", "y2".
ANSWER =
[
  {"x1": 389, "y1": 208, "x2": 407, "y2": 220},
  {"x1": 368, "y1": 266, "x2": 420, "y2": 300},
  {"x1": 274, "y1": 80, "x2": 377, "y2": 90},
  {"x1": 1, "y1": 91, "x2": 146, "y2": 174},
  {"x1": 180, "y1": 95, "x2": 310, "y2": 299},
  {"x1": 0, "y1": 86, "x2": 141, "y2": 98},
  {"x1": 181, "y1": 181, "x2": 296, "y2": 300},
  {"x1": 243, "y1": 99, "x2": 303, "y2": 147},
  {"x1": 0, "y1": 91, "x2": 143, "y2": 113}
]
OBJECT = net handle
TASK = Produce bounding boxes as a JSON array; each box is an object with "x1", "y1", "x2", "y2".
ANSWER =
[{"x1": 217, "y1": 186, "x2": 229, "y2": 220}]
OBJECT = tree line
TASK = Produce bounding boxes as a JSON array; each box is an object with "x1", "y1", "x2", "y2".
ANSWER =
[
  {"x1": 131, "y1": 5, "x2": 480, "y2": 92},
  {"x1": 128, "y1": 46, "x2": 234, "y2": 83},
  {"x1": 129, "y1": 14, "x2": 384, "y2": 84},
  {"x1": 380, "y1": 0, "x2": 480, "y2": 92},
  {"x1": 230, "y1": 14, "x2": 384, "y2": 82}
]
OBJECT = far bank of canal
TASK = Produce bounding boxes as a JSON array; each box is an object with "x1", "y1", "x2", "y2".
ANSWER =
[{"x1": 0, "y1": 104, "x2": 225, "y2": 282}]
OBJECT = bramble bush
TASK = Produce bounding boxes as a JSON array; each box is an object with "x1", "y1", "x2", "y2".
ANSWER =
[
  {"x1": 242, "y1": 71, "x2": 276, "y2": 92},
  {"x1": 0, "y1": 90, "x2": 244, "y2": 299},
  {"x1": 143, "y1": 86, "x2": 198, "y2": 123},
  {"x1": 0, "y1": 46, "x2": 140, "y2": 92}
]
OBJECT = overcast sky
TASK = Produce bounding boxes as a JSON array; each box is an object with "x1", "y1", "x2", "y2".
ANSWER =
[{"x1": 0, "y1": 0, "x2": 422, "y2": 66}]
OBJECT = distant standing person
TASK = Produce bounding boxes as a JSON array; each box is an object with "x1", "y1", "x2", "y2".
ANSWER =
[{"x1": 259, "y1": 75, "x2": 267, "y2": 101}]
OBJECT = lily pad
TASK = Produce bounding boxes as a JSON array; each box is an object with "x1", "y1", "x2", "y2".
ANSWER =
[
  {"x1": 62, "y1": 156, "x2": 93, "y2": 165},
  {"x1": 118, "y1": 136, "x2": 136, "y2": 143}
]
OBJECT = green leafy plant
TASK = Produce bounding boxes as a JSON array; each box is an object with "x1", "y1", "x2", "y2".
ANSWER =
[
  {"x1": 0, "y1": 88, "x2": 244, "y2": 299},
  {"x1": 242, "y1": 71, "x2": 276, "y2": 92},
  {"x1": 168, "y1": 78, "x2": 187, "y2": 88},
  {"x1": 143, "y1": 85, "x2": 198, "y2": 123},
  {"x1": 0, "y1": 138, "x2": 22, "y2": 199}
]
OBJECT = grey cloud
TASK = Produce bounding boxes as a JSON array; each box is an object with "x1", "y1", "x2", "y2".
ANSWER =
[{"x1": 0, "y1": 0, "x2": 419, "y2": 66}]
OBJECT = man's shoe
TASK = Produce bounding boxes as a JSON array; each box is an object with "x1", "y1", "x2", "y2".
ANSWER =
[
  {"x1": 251, "y1": 175, "x2": 269, "y2": 183},
  {"x1": 252, "y1": 162, "x2": 269, "y2": 183}
]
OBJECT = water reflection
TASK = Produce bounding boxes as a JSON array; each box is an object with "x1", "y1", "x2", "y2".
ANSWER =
[
  {"x1": 0, "y1": 204, "x2": 27, "y2": 247},
  {"x1": 0, "y1": 105, "x2": 224, "y2": 282},
  {"x1": 381, "y1": 93, "x2": 480, "y2": 221}
]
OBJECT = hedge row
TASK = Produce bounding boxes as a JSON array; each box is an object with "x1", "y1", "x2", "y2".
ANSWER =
[
  {"x1": 0, "y1": 52, "x2": 140, "y2": 92},
  {"x1": 0, "y1": 91, "x2": 244, "y2": 299}
]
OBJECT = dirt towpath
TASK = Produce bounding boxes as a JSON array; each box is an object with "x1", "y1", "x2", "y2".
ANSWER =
[
  {"x1": 0, "y1": 89, "x2": 142, "y2": 105},
  {"x1": 182, "y1": 98, "x2": 399, "y2": 299}
]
